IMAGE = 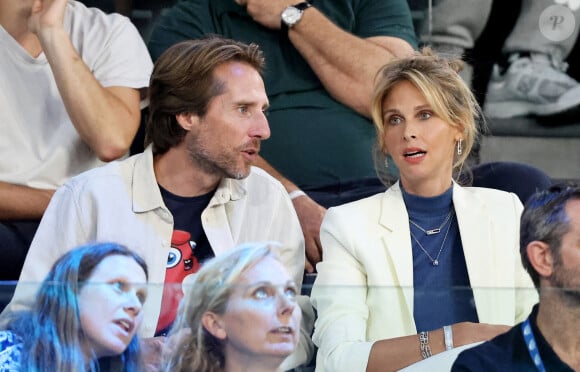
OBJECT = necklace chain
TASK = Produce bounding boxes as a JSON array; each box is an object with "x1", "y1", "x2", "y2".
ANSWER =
[
  {"x1": 409, "y1": 210, "x2": 454, "y2": 235},
  {"x1": 410, "y1": 215, "x2": 454, "y2": 267}
]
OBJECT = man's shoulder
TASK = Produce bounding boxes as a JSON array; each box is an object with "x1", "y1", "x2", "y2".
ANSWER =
[
  {"x1": 68, "y1": 1, "x2": 129, "y2": 26},
  {"x1": 64, "y1": 153, "x2": 141, "y2": 191},
  {"x1": 66, "y1": 0, "x2": 140, "y2": 50},
  {"x1": 324, "y1": 191, "x2": 384, "y2": 231},
  {"x1": 245, "y1": 166, "x2": 288, "y2": 194},
  {"x1": 453, "y1": 326, "x2": 521, "y2": 371},
  {"x1": 460, "y1": 184, "x2": 520, "y2": 206},
  {"x1": 331, "y1": 191, "x2": 383, "y2": 214}
]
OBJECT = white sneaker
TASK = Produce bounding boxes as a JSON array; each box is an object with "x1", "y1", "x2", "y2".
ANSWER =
[{"x1": 484, "y1": 53, "x2": 580, "y2": 118}]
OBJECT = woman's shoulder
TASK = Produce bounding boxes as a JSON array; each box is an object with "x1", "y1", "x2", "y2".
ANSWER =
[
  {"x1": 326, "y1": 192, "x2": 386, "y2": 220},
  {"x1": 0, "y1": 330, "x2": 22, "y2": 371},
  {"x1": 458, "y1": 185, "x2": 520, "y2": 205}
]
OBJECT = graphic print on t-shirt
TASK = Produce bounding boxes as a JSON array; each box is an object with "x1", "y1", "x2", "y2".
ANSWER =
[
  {"x1": 156, "y1": 230, "x2": 201, "y2": 334},
  {"x1": 155, "y1": 185, "x2": 215, "y2": 335}
]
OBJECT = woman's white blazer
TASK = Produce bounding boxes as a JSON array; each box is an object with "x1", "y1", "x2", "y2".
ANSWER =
[{"x1": 311, "y1": 182, "x2": 538, "y2": 372}]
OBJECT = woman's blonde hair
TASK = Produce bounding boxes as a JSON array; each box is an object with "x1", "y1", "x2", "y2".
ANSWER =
[
  {"x1": 162, "y1": 243, "x2": 280, "y2": 372},
  {"x1": 371, "y1": 47, "x2": 482, "y2": 184}
]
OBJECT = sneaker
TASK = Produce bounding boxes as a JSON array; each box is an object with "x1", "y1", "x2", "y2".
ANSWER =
[{"x1": 484, "y1": 53, "x2": 580, "y2": 118}]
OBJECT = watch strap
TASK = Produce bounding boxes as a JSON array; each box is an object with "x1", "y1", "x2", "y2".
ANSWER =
[
  {"x1": 294, "y1": 1, "x2": 312, "y2": 11},
  {"x1": 281, "y1": 1, "x2": 312, "y2": 32}
]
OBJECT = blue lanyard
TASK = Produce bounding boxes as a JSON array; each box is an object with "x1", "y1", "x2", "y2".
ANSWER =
[{"x1": 521, "y1": 318, "x2": 546, "y2": 372}]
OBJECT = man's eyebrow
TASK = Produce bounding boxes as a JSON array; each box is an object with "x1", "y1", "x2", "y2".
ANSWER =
[{"x1": 232, "y1": 100, "x2": 270, "y2": 110}]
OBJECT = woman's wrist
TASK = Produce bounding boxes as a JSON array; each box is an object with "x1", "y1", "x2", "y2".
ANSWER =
[
  {"x1": 443, "y1": 325, "x2": 454, "y2": 351},
  {"x1": 418, "y1": 331, "x2": 432, "y2": 359}
]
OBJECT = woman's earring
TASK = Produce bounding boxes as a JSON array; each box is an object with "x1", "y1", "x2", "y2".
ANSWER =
[
  {"x1": 457, "y1": 139, "x2": 463, "y2": 156},
  {"x1": 384, "y1": 156, "x2": 389, "y2": 169}
]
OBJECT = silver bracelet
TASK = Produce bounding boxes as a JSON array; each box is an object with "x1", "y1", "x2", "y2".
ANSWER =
[
  {"x1": 288, "y1": 190, "x2": 307, "y2": 200},
  {"x1": 419, "y1": 331, "x2": 432, "y2": 359},
  {"x1": 443, "y1": 325, "x2": 454, "y2": 351}
]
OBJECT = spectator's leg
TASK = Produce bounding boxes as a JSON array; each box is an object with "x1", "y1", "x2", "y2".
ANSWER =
[
  {"x1": 0, "y1": 221, "x2": 39, "y2": 281},
  {"x1": 471, "y1": 162, "x2": 552, "y2": 204},
  {"x1": 503, "y1": 0, "x2": 580, "y2": 58},
  {"x1": 485, "y1": 0, "x2": 580, "y2": 118},
  {"x1": 419, "y1": 0, "x2": 492, "y2": 50},
  {"x1": 419, "y1": 0, "x2": 492, "y2": 86},
  {"x1": 0, "y1": 221, "x2": 38, "y2": 312}
]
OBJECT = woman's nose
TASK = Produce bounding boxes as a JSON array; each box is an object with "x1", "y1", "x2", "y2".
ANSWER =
[
  {"x1": 277, "y1": 291, "x2": 297, "y2": 316},
  {"x1": 124, "y1": 291, "x2": 143, "y2": 315},
  {"x1": 403, "y1": 124, "x2": 417, "y2": 141}
]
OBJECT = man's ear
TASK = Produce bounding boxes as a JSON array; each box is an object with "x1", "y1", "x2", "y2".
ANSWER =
[
  {"x1": 175, "y1": 113, "x2": 199, "y2": 131},
  {"x1": 526, "y1": 241, "x2": 554, "y2": 278},
  {"x1": 201, "y1": 311, "x2": 227, "y2": 340}
]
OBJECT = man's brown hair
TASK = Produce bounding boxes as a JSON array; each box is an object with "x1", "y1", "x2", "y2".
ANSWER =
[{"x1": 145, "y1": 35, "x2": 265, "y2": 155}]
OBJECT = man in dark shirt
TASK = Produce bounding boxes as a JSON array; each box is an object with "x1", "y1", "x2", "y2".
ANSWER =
[{"x1": 453, "y1": 184, "x2": 580, "y2": 371}]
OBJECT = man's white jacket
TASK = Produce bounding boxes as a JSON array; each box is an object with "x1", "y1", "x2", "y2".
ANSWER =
[{"x1": 2, "y1": 146, "x2": 313, "y2": 369}]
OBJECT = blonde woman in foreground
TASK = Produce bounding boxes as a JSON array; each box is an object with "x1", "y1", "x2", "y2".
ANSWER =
[
  {"x1": 311, "y1": 48, "x2": 538, "y2": 372},
  {"x1": 163, "y1": 243, "x2": 301, "y2": 372}
]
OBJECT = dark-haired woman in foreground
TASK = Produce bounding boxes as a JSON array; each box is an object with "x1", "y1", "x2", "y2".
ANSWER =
[{"x1": 0, "y1": 242, "x2": 148, "y2": 371}]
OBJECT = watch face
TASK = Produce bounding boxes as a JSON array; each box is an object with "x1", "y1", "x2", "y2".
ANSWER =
[{"x1": 282, "y1": 7, "x2": 302, "y2": 26}]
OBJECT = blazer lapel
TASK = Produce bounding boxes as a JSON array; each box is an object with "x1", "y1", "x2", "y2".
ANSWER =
[
  {"x1": 378, "y1": 183, "x2": 414, "y2": 318},
  {"x1": 453, "y1": 184, "x2": 495, "y2": 319}
]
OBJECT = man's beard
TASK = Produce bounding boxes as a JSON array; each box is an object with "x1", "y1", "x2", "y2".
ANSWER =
[
  {"x1": 186, "y1": 137, "x2": 259, "y2": 180},
  {"x1": 550, "y1": 256, "x2": 580, "y2": 308}
]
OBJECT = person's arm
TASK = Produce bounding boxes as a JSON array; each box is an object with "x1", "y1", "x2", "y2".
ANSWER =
[
  {"x1": 240, "y1": 0, "x2": 415, "y2": 117},
  {"x1": 29, "y1": 0, "x2": 141, "y2": 161},
  {"x1": 254, "y1": 155, "x2": 325, "y2": 273},
  {"x1": 366, "y1": 323, "x2": 510, "y2": 371},
  {"x1": 0, "y1": 181, "x2": 54, "y2": 220}
]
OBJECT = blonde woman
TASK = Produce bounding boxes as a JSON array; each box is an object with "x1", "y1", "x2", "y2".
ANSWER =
[
  {"x1": 163, "y1": 243, "x2": 301, "y2": 372},
  {"x1": 311, "y1": 48, "x2": 538, "y2": 372}
]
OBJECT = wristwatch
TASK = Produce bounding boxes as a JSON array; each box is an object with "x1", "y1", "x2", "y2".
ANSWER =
[{"x1": 281, "y1": 2, "x2": 312, "y2": 29}]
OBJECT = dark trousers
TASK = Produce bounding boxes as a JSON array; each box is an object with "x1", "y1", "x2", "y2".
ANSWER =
[
  {"x1": 306, "y1": 161, "x2": 552, "y2": 209},
  {"x1": 0, "y1": 220, "x2": 39, "y2": 281},
  {"x1": 0, "y1": 220, "x2": 39, "y2": 312}
]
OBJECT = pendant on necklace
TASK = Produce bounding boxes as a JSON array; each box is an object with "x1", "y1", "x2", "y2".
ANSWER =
[
  {"x1": 433, "y1": 260, "x2": 439, "y2": 266},
  {"x1": 426, "y1": 229, "x2": 441, "y2": 235}
]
